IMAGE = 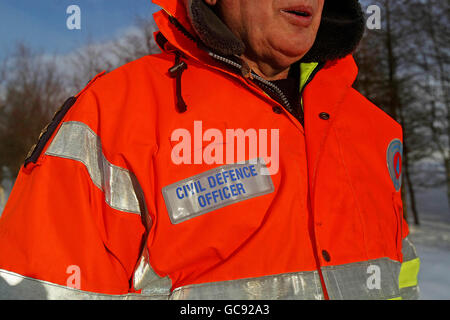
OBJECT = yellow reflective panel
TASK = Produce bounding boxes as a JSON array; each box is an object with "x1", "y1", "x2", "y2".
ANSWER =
[
  {"x1": 299, "y1": 62, "x2": 319, "y2": 110},
  {"x1": 399, "y1": 257, "x2": 420, "y2": 289},
  {"x1": 300, "y1": 62, "x2": 319, "y2": 93}
]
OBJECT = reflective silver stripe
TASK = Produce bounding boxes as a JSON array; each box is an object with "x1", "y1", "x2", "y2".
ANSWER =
[
  {"x1": 131, "y1": 175, "x2": 173, "y2": 297},
  {"x1": 0, "y1": 269, "x2": 167, "y2": 300},
  {"x1": 170, "y1": 271, "x2": 324, "y2": 300},
  {"x1": 162, "y1": 159, "x2": 274, "y2": 224},
  {"x1": 322, "y1": 258, "x2": 402, "y2": 300},
  {"x1": 400, "y1": 285, "x2": 420, "y2": 300},
  {"x1": 133, "y1": 246, "x2": 172, "y2": 296},
  {"x1": 402, "y1": 237, "x2": 418, "y2": 262},
  {"x1": 400, "y1": 237, "x2": 420, "y2": 300},
  {"x1": 45, "y1": 121, "x2": 141, "y2": 215}
]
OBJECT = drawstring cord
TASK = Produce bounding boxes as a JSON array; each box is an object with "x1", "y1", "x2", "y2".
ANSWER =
[{"x1": 169, "y1": 52, "x2": 188, "y2": 113}]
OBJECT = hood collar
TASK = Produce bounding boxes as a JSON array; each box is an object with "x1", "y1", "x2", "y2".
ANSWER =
[{"x1": 153, "y1": 0, "x2": 365, "y2": 63}]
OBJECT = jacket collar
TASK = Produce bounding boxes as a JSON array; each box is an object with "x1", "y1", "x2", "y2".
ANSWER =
[
  {"x1": 152, "y1": 0, "x2": 359, "y2": 128},
  {"x1": 152, "y1": 0, "x2": 358, "y2": 87},
  {"x1": 154, "y1": 0, "x2": 365, "y2": 62}
]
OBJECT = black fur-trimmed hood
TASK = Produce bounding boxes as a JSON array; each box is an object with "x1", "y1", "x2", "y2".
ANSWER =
[{"x1": 185, "y1": 0, "x2": 365, "y2": 62}]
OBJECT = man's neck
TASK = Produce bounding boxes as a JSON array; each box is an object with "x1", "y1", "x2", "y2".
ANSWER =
[{"x1": 240, "y1": 55, "x2": 290, "y2": 81}]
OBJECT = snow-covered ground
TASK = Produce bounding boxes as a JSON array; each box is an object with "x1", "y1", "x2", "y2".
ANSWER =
[
  {"x1": 405, "y1": 183, "x2": 450, "y2": 300},
  {"x1": 408, "y1": 215, "x2": 450, "y2": 300},
  {"x1": 415, "y1": 244, "x2": 450, "y2": 299}
]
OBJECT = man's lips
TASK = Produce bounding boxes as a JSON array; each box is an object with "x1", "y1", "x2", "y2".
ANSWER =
[{"x1": 280, "y1": 6, "x2": 314, "y2": 27}]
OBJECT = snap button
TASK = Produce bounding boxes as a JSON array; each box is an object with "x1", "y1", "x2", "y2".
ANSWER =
[
  {"x1": 273, "y1": 106, "x2": 283, "y2": 114},
  {"x1": 319, "y1": 112, "x2": 330, "y2": 120},
  {"x1": 322, "y1": 250, "x2": 331, "y2": 262}
]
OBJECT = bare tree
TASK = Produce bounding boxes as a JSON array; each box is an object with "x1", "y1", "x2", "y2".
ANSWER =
[
  {"x1": 0, "y1": 54, "x2": 8, "y2": 210},
  {"x1": 0, "y1": 15, "x2": 161, "y2": 187},
  {"x1": 109, "y1": 17, "x2": 160, "y2": 67},
  {"x1": 0, "y1": 44, "x2": 67, "y2": 178},
  {"x1": 67, "y1": 37, "x2": 112, "y2": 93},
  {"x1": 418, "y1": 0, "x2": 450, "y2": 210},
  {"x1": 357, "y1": 0, "x2": 450, "y2": 220},
  {"x1": 355, "y1": 0, "x2": 426, "y2": 224},
  {"x1": 394, "y1": 0, "x2": 450, "y2": 211},
  {"x1": 67, "y1": 17, "x2": 160, "y2": 93}
]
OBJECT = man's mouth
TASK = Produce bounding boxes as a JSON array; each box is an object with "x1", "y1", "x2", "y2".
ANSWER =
[
  {"x1": 281, "y1": 6, "x2": 313, "y2": 18},
  {"x1": 280, "y1": 6, "x2": 314, "y2": 27},
  {"x1": 282, "y1": 10, "x2": 312, "y2": 17}
]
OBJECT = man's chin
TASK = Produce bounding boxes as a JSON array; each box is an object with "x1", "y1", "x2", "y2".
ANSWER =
[{"x1": 270, "y1": 33, "x2": 315, "y2": 57}]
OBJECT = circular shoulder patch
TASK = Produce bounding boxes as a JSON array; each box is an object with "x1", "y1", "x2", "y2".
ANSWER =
[{"x1": 387, "y1": 139, "x2": 403, "y2": 192}]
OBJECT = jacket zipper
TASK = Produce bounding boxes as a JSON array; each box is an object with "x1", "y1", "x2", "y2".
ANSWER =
[
  {"x1": 168, "y1": 15, "x2": 331, "y2": 298},
  {"x1": 209, "y1": 52, "x2": 326, "y2": 123},
  {"x1": 208, "y1": 52, "x2": 293, "y2": 112},
  {"x1": 168, "y1": 14, "x2": 310, "y2": 116}
]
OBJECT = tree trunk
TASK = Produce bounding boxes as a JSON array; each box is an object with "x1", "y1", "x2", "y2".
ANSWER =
[
  {"x1": 402, "y1": 127, "x2": 420, "y2": 225},
  {"x1": 445, "y1": 157, "x2": 450, "y2": 212},
  {"x1": 405, "y1": 166, "x2": 420, "y2": 225},
  {"x1": 424, "y1": 0, "x2": 450, "y2": 213},
  {"x1": 384, "y1": 0, "x2": 420, "y2": 224},
  {"x1": 384, "y1": 0, "x2": 398, "y2": 120}
]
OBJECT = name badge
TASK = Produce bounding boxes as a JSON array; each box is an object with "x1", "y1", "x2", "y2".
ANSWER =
[{"x1": 162, "y1": 159, "x2": 275, "y2": 224}]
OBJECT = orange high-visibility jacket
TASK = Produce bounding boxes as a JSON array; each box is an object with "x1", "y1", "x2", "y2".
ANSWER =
[{"x1": 0, "y1": 0, "x2": 419, "y2": 300}]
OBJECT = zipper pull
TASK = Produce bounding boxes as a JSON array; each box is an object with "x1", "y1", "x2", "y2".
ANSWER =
[
  {"x1": 169, "y1": 52, "x2": 188, "y2": 113},
  {"x1": 239, "y1": 57, "x2": 254, "y2": 80}
]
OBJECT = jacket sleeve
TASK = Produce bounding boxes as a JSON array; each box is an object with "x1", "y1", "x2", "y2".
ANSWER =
[{"x1": 0, "y1": 87, "x2": 147, "y2": 299}]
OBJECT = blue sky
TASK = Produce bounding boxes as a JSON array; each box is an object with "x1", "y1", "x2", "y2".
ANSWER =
[{"x1": 0, "y1": 0, "x2": 160, "y2": 59}]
